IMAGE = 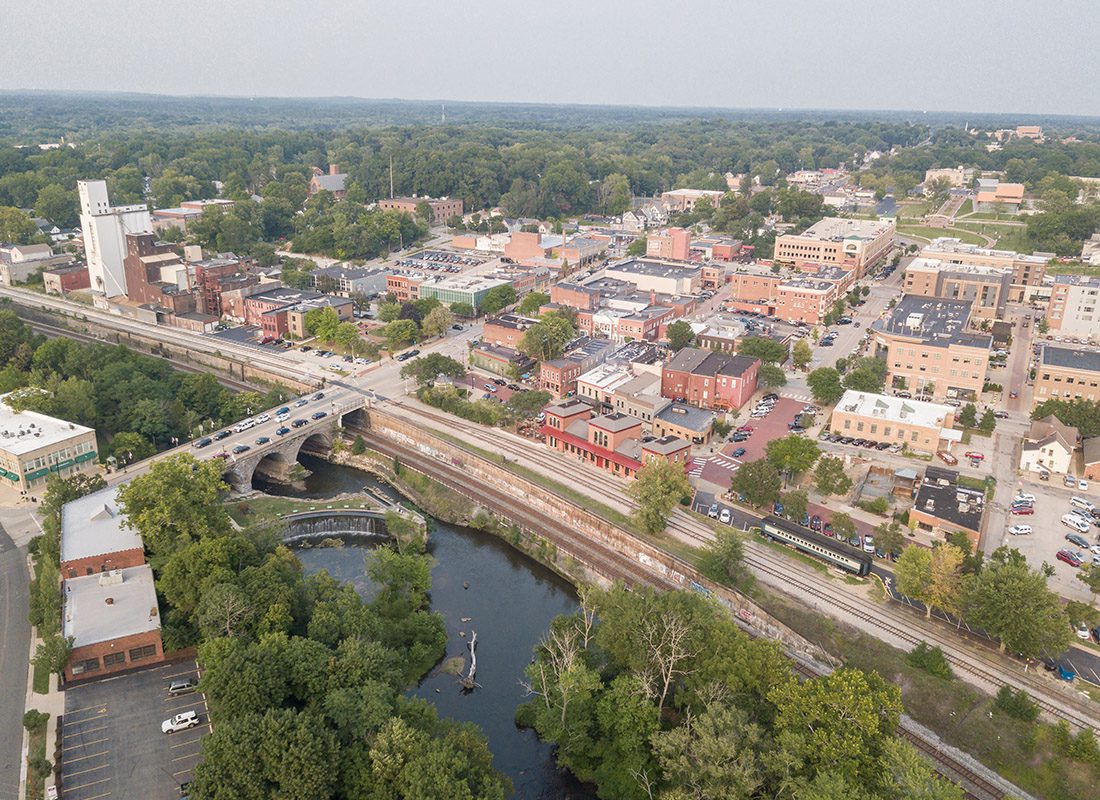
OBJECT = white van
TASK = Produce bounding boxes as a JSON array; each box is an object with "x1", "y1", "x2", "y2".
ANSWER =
[
  {"x1": 1063, "y1": 514, "x2": 1091, "y2": 534},
  {"x1": 1071, "y1": 496, "x2": 1095, "y2": 512}
]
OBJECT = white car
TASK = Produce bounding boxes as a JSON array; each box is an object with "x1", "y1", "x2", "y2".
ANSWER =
[
  {"x1": 256, "y1": 413, "x2": 271, "y2": 423},
  {"x1": 708, "y1": 503, "x2": 718, "y2": 518},
  {"x1": 1007, "y1": 525, "x2": 1032, "y2": 536},
  {"x1": 161, "y1": 711, "x2": 200, "y2": 734},
  {"x1": 719, "y1": 508, "x2": 731, "y2": 524},
  {"x1": 1077, "y1": 623, "x2": 1092, "y2": 641},
  {"x1": 1014, "y1": 493, "x2": 1036, "y2": 504},
  {"x1": 862, "y1": 535, "x2": 876, "y2": 553},
  {"x1": 1081, "y1": 479, "x2": 1091, "y2": 491}
]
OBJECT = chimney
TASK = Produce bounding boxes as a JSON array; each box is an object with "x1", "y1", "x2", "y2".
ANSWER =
[
  {"x1": 649, "y1": 289, "x2": 656, "y2": 305},
  {"x1": 329, "y1": 163, "x2": 339, "y2": 176}
]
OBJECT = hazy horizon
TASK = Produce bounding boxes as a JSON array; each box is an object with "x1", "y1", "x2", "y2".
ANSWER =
[{"x1": 4, "y1": 1, "x2": 1100, "y2": 117}]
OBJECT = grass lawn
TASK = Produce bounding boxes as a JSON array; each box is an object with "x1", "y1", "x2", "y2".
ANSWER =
[
  {"x1": 32, "y1": 660, "x2": 49, "y2": 695},
  {"x1": 898, "y1": 225, "x2": 986, "y2": 245},
  {"x1": 1048, "y1": 262, "x2": 1100, "y2": 277},
  {"x1": 757, "y1": 592, "x2": 1100, "y2": 800},
  {"x1": 894, "y1": 200, "x2": 934, "y2": 221},
  {"x1": 225, "y1": 496, "x2": 380, "y2": 527},
  {"x1": 954, "y1": 198, "x2": 973, "y2": 216},
  {"x1": 24, "y1": 713, "x2": 47, "y2": 800}
]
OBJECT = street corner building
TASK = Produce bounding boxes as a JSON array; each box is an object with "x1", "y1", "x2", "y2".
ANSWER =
[{"x1": 0, "y1": 395, "x2": 98, "y2": 497}]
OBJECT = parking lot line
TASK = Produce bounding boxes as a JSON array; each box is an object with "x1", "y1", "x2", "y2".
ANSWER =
[
  {"x1": 171, "y1": 748, "x2": 202, "y2": 763},
  {"x1": 78, "y1": 792, "x2": 112, "y2": 800},
  {"x1": 64, "y1": 761, "x2": 110, "y2": 779},
  {"x1": 169, "y1": 727, "x2": 210, "y2": 748},
  {"x1": 64, "y1": 703, "x2": 109, "y2": 717},
  {"x1": 173, "y1": 767, "x2": 196, "y2": 777},
  {"x1": 64, "y1": 749, "x2": 109, "y2": 764},
  {"x1": 64, "y1": 724, "x2": 108, "y2": 738},
  {"x1": 63, "y1": 777, "x2": 110, "y2": 792},
  {"x1": 66, "y1": 736, "x2": 109, "y2": 749}
]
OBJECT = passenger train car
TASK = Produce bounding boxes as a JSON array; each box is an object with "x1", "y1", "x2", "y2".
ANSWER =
[{"x1": 758, "y1": 515, "x2": 873, "y2": 576}]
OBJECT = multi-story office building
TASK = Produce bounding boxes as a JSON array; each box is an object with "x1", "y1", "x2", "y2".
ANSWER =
[
  {"x1": 0, "y1": 398, "x2": 98, "y2": 495},
  {"x1": 1033, "y1": 346, "x2": 1100, "y2": 407},
  {"x1": 603, "y1": 259, "x2": 701, "y2": 295},
  {"x1": 417, "y1": 276, "x2": 509, "y2": 312},
  {"x1": 919, "y1": 238, "x2": 1047, "y2": 303},
  {"x1": 774, "y1": 217, "x2": 895, "y2": 277},
  {"x1": 78, "y1": 180, "x2": 153, "y2": 297},
  {"x1": 902, "y1": 257, "x2": 1013, "y2": 321},
  {"x1": 1046, "y1": 275, "x2": 1100, "y2": 339},
  {"x1": 646, "y1": 228, "x2": 691, "y2": 261},
  {"x1": 871, "y1": 295, "x2": 992, "y2": 401}
]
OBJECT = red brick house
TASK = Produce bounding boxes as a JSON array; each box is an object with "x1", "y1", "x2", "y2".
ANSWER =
[{"x1": 661, "y1": 347, "x2": 760, "y2": 411}]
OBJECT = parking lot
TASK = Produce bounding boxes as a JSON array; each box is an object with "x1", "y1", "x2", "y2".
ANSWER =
[
  {"x1": 61, "y1": 659, "x2": 207, "y2": 800},
  {"x1": 991, "y1": 476, "x2": 1098, "y2": 602},
  {"x1": 724, "y1": 395, "x2": 813, "y2": 463},
  {"x1": 393, "y1": 249, "x2": 484, "y2": 273}
]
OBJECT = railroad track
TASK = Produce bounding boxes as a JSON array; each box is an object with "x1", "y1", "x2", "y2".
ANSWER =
[
  {"x1": 385, "y1": 400, "x2": 1100, "y2": 733},
  {"x1": 349, "y1": 426, "x2": 676, "y2": 592}
]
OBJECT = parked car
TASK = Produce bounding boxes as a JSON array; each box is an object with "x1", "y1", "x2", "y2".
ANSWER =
[
  {"x1": 1010, "y1": 506, "x2": 1034, "y2": 516},
  {"x1": 1057, "y1": 548, "x2": 1084, "y2": 567},
  {"x1": 809, "y1": 515, "x2": 822, "y2": 532},
  {"x1": 1063, "y1": 519, "x2": 1091, "y2": 538},
  {"x1": 964, "y1": 451, "x2": 984, "y2": 461},
  {"x1": 1014, "y1": 493, "x2": 1036, "y2": 503},
  {"x1": 1071, "y1": 496, "x2": 1096, "y2": 512},
  {"x1": 1007, "y1": 525, "x2": 1032, "y2": 536},
  {"x1": 936, "y1": 451, "x2": 958, "y2": 466},
  {"x1": 732, "y1": 447, "x2": 747, "y2": 458},
  {"x1": 1077, "y1": 622, "x2": 1092, "y2": 640},
  {"x1": 193, "y1": 437, "x2": 212, "y2": 449},
  {"x1": 708, "y1": 503, "x2": 718, "y2": 518},
  {"x1": 719, "y1": 508, "x2": 731, "y2": 524},
  {"x1": 1081, "y1": 479, "x2": 1091, "y2": 491},
  {"x1": 162, "y1": 711, "x2": 201, "y2": 734},
  {"x1": 1065, "y1": 474, "x2": 1079, "y2": 488},
  {"x1": 168, "y1": 678, "x2": 198, "y2": 696}
]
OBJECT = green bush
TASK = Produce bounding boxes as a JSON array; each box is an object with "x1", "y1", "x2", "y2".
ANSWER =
[
  {"x1": 23, "y1": 709, "x2": 48, "y2": 732},
  {"x1": 351, "y1": 435, "x2": 367, "y2": 455},
  {"x1": 905, "y1": 641, "x2": 953, "y2": 680},
  {"x1": 994, "y1": 684, "x2": 1039, "y2": 722},
  {"x1": 857, "y1": 496, "x2": 890, "y2": 515}
]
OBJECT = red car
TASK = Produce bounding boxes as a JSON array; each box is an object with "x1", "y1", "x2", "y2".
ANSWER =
[
  {"x1": 1057, "y1": 549, "x2": 1083, "y2": 568},
  {"x1": 1010, "y1": 506, "x2": 1034, "y2": 516},
  {"x1": 737, "y1": 425, "x2": 754, "y2": 432},
  {"x1": 965, "y1": 451, "x2": 985, "y2": 461}
]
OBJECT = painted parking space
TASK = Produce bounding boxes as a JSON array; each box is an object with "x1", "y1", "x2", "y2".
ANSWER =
[{"x1": 60, "y1": 659, "x2": 207, "y2": 800}]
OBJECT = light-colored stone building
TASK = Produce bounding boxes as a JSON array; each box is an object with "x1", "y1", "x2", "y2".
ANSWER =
[{"x1": 830, "y1": 390, "x2": 960, "y2": 454}]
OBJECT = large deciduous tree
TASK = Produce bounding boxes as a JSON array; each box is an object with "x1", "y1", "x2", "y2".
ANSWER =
[
  {"x1": 814, "y1": 456, "x2": 852, "y2": 496},
  {"x1": 807, "y1": 367, "x2": 844, "y2": 405},
  {"x1": 766, "y1": 435, "x2": 821, "y2": 475},
  {"x1": 730, "y1": 459, "x2": 782, "y2": 508},
  {"x1": 628, "y1": 459, "x2": 692, "y2": 535}
]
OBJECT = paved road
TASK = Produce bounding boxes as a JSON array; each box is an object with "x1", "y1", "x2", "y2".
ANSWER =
[{"x1": 0, "y1": 523, "x2": 29, "y2": 800}]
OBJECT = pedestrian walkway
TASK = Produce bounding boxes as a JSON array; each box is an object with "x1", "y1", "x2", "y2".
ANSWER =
[{"x1": 781, "y1": 391, "x2": 814, "y2": 404}]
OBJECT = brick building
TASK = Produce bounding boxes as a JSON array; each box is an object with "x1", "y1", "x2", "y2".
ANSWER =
[
  {"x1": 661, "y1": 348, "x2": 760, "y2": 411},
  {"x1": 482, "y1": 313, "x2": 539, "y2": 350},
  {"x1": 60, "y1": 486, "x2": 144, "y2": 578},
  {"x1": 378, "y1": 196, "x2": 463, "y2": 225},
  {"x1": 902, "y1": 257, "x2": 1013, "y2": 321},
  {"x1": 1033, "y1": 346, "x2": 1100, "y2": 407},
  {"x1": 309, "y1": 165, "x2": 349, "y2": 200},
  {"x1": 1046, "y1": 275, "x2": 1100, "y2": 339},
  {"x1": 43, "y1": 264, "x2": 90, "y2": 295},
  {"x1": 386, "y1": 273, "x2": 421, "y2": 303},
  {"x1": 919, "y1": 238, "x2": 1046, "y2": 303},
  {"x1": 192, "y1": 256, "x2": 245, "y2": 316},
  {"x1": 646, "y1": 228, "x2": 691, "y2": 261},
  {"x1": 774, "y1": 217, "x2": 895, "y2": 278},
  {"x1": 908, "y1": 466, "x2": 985, "y2": 547},
  {"x1": 829, "y1": 390, "x2": 960, "y2": 455}
]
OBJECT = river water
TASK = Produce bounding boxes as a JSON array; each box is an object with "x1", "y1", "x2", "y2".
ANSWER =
[{"x1": 259, "y1": 455, "x2": 591, "y2": 799}]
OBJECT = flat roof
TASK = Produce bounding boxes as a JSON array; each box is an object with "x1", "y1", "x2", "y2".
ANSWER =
[
  {"x1": 906, "y1": 257, "x2": 1011, "y2": 279},
  {"x1": 873, "y1": 295, "x2": 991, "y2": 349},
  {"x1": 913, "y1": 467, "x2": 984, "y2": 533},
  {"x1": 1041, "y1": 345, "x2": 1100, "y2": 374},
  {"x1": 922, "y1": 238, "x2": 1048, "y2": 265},
  {"x1": 789, "y1": 217, "x2": 894, "y2": 242},
  {"x1": 0, "y1": 395, "x2": 95, "y2": 456},
  {"x1": 605, "y1": 259, "x2": 701, "y2": 280},
  {"x1": 656, "y1": 402, "x2": 715, "y2": 432},
  {"x1": 837, "y1": 390, "x2": 954, "y2": 429},
  {"x1": 1054, "y1": 274, "x2": 1100, "y2": 288},
  {"x1": 63, "y1": 565, "x2": 160, "y2": 648},
  {"x1": 60, "y1": 486, "x2": 142, "y2": 565},
  {"x1": 419, "y1": 275, "x2": 509, "y2": 292},
  {"x1": 577, "y1": 364, "x2": 633, "y2": 392}
]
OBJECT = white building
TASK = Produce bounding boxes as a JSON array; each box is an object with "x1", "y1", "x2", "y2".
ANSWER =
[
  {"x1": 1019, "y1": 415, "x2": 1078, "y2": 476},
  {"x1": 78, "y1": 180, "x2": 152, "y2": 298}
]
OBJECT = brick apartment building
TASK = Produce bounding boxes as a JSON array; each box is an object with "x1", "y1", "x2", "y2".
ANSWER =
[
  {"x1": 919, "y1": 238, "x2": 1046, "y2": 303},
  {"x1": 1033, "y1": 346, "x2": 1100, "y2": 407},
  {"x1": 774, "y1": 217, "x2": 895, "y2": 277},
  {"x1": 661, "y1": 347, "x2": 760, "y2": 411},
  {"x1": 378, "y1": 196, "x2": 464, "y2": 225},
  {"x1": 646, "y1": 227, "x2": 691, "y2": 261},
  {"x1": 902, "y1": 257, "x2": 1013, "y2": 321},
  {"x1": 386, "y1": 273, "x2": 421, "y2": 303},
  {"x1": 192, "y1": 256, "x2": 246, "y2": 316},
  {"x1": 871, "y1": 295, "x2": 992, "y2": 402},
  {"x1": 483, "y1": 313, "x2": 539, "y2": 350},
  {"x1": 43, "y1": 264, "x2": 90, "y2": 295}
]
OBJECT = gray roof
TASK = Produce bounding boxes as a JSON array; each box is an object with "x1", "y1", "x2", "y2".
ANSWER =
[
  {"x1": 60, "y1": 486, "x2": 143, "y2": 564},
  {"x1": 1084, "y1": 437, "x2": 1100, "y2": 465},
  {"x1": 590, "y1": 412, "x2": 642, "y2": 433},
  {"x1": 656, "y1": 402, "x2": 715, "y2": 432},
  {"x1": 312, "y1": 174, "x2": 347, "y2": 192},
  {"x1": 665, "y1": 347, "x2": 758, "y2": 378},
  {"x1": 642, "y1": 435, "x2": 691, "y2": 455},
  {"x1": 1041, "y1": 345, "x2": 1100, "y2": 374},
  {"x1": 544, "y1": 398, "x2": 591, "y2": 417},
  {"x1": 63, "y1": 565, "x2": 160, "y2": 648},
  {"x1": 873, "y1": 295, "x2": 991, "y2": 349}
]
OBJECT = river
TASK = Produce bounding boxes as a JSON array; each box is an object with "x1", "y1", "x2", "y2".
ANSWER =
[{"x1": 259, "y1": 454, "x2": 592, "y2": 799}]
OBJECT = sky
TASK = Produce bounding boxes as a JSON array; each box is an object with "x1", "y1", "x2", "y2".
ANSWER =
[{"x1": 3, "y1": 0, "x2": 1099, "y2": 116}]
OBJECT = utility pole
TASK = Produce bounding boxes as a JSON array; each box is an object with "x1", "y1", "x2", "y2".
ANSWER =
[{"x1": 389, "y1": 154, "x2": 395, "y2": 199}]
